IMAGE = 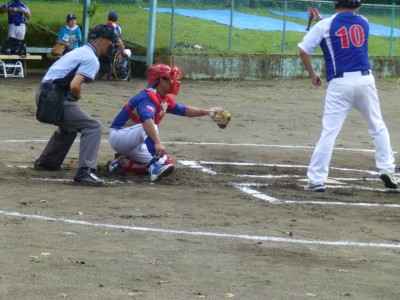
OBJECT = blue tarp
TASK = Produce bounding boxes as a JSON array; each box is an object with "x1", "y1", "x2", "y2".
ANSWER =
[
  {"x1": 148, "y1": 8, "x2": 400, "y2": 37},
  {"x1": 148, "y1": 8, "x2": 309, "y2": 32},
  {"x1": 269, "y1": 10, "x2": 400, "y2": 37}
]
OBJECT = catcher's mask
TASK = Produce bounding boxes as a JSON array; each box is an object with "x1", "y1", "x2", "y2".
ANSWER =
[
  {"x1": 334, "y1": 0, "x2": 361, "y2": 9},
  {"x1": 147, "y1": 63, "x2": 182, "y2": 95}
]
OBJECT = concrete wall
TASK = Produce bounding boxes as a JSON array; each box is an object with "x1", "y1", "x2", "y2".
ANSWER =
[{"x1": 173, "y1": 55, "x2": 400, "y2": 80}]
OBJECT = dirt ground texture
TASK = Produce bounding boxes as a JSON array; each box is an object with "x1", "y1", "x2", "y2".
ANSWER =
[{"x1": 1, "y1": 74, "x2": 400, "y2": 300}]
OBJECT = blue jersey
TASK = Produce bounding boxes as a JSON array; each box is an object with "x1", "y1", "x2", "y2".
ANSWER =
[
  {"x1": 1, "y1": 0, "x2": 30, "y2": 25},
  {"x1": 298, "y1": 12, "x2": 370, "y2": 81},
  {"x1": 110, "y1": 89, "x2": 186, "y2": 129},
  {"x1": 106, "y1": 22, "x2": 122, "y2": 39},
  {"x1": 57, "y1": 25, "x2": 82, "y2": 49},
  {"x1": 105, "y1": 22, "x2": 123, "y2": 49}
]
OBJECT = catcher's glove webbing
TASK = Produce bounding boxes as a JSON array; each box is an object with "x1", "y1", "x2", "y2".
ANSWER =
[{"x1": 209, "y1": 107, "x2": 231, "y2": 129}]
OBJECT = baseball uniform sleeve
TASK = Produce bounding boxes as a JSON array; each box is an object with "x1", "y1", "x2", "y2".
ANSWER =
[
  {"x1": 76, "y1": 56, "x2": 99, "y2": 82},
  {"x1": 298, "y1": 20, "x2": 326, "y2": 55}
]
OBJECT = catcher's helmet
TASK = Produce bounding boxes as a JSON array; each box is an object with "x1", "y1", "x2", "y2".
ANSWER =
[
  {"x1": 90, "y1": 24, "x2": 117, "y2": 42},
  {"x1": 147, "y1": 63, "x2": 182, "y2": 95},
  {"x1": 334, "y1": 0, "x2": 361, "y2": 9}
]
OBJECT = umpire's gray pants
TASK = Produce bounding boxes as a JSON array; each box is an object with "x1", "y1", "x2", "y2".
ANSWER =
[{"x1": 36, "y1": 92, "x2": 104, "y2": 170}]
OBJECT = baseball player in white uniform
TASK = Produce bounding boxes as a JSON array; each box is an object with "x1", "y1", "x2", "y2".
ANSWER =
[
  {"x1": 0, "y1": 0, "x2": 31, "y2": 40},
  {"x1": 298, "y1": 0, "x2": 397, "y2": 192}
]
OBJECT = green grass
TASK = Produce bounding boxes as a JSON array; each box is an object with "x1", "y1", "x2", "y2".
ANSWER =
[{"x1": 4, "y1": 1, "x2": 399, "y2": 56}]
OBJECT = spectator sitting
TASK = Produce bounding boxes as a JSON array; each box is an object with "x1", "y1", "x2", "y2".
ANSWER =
[
  {"x1": 57, "y1": 13, "x2": 82, "y2": 55},
  {"x1": 106, "y1": 11, "x2": 131, "y2": 58}
]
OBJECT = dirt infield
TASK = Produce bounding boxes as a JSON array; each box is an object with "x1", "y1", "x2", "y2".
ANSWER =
[{"x1": 1, "y1": 75, "x2": 400, "y2": 299}]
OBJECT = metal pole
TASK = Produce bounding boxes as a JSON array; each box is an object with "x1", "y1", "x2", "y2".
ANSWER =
[
  {"x1": 389, "y1": 2, "x2": 395, "y2": 56},
  {"x1": 82, "y1": 0, "x2": 90, "y2": 44},
  {"x1": 170, "y1": 0, "x2": 175, "y2": 53},
  {"x1": 229, "y1": 0, "x2": 234, "y2": 51},
  {"x1": 281, "y1": 0, "x2": 287, "y2": 54},
  {"x1": 147, "y1": 0, "x2": 158, "y2": 66}
]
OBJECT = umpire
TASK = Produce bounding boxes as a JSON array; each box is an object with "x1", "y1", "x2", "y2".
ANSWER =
[{"x1": 34, "y1": 24, "x2": 117, "y2": 186}]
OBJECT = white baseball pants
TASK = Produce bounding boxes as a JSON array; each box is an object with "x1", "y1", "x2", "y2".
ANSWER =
[{"x1": 307, "y1": 71, "x2": 396, "y2": 185}]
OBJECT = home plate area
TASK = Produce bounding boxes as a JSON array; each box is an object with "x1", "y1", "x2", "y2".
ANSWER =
[{"x1": 178, "y1": 160, "x2": 400, "y2": 207}]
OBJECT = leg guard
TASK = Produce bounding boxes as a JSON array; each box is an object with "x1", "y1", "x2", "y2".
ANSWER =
[
  {"x1": 119, "y1": 156, "x2": 148, "y2": 175},
  {"x1": 113, "y1": 155, "x2": 175, "y2": 175}
]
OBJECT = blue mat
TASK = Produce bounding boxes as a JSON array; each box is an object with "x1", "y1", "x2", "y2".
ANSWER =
[
  {"x1": 147, "y1": 8, "x2": 400, "y2": 37},
  {"x1": 148, "y1": 8, "x2": 309, "y2": 32},
  {"x1": 269, "y1": 10, "x2": 400, "y2": 37}
]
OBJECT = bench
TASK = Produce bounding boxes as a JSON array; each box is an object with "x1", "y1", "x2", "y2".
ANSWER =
[
  {"x1": 26, "y1": 47, "x2": 52, "y2": 54},
  {"x1": 0, "y1": 46, "x2": 147, "y2": 78},
  {"x1": 0, "y1": 53, "x2": 42, "y2": 78},
  {"x1": 27, "y1": 47, "x2": 58, "y2": 59},
  {"x1": 27, "y1": 47, "x2": 147, "y2": 63}
]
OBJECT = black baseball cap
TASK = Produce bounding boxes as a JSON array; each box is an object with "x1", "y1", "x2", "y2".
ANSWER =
[
  {"x1": 67, "y1": 13, "x2": 76, "y2": 22},
  {"x1": 89, "y1": 24, "x2": 117, "y2": 42}
]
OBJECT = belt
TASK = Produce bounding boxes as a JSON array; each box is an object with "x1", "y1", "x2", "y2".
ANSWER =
[
  {"x1": 334, "y1": 70, "x2": 370, "y2": 78},
  {"x1": 40, "y1": 82, "x2": 67, "y2": 94}
]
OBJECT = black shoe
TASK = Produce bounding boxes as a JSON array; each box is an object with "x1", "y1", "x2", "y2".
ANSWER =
[
  {"x1": 74, "y1": 169, "x2": 105, "y2": 187},
  {"x1": 34, "y1": 159, "x2": 61, "y2": 171},
  {"x1": 304, "y1": 182, "x2": 325, "y2": 192},
  {"x1": 380, "y1": 173, "x2": 398, "y2": 189}
]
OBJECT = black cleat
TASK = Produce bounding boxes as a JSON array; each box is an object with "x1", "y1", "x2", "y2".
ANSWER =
[
  {"x1": 74, "y1": 169, "x2": 105, "y2": 187},
  {"x1": 34, "y1": 159, "x2": 62, "y2": 171},
  {"x1": 380, "y1": 173, "x2": 398, "y2": 189},
  {"x1": 304, "y1": 182, "x2": 325, "y2": 192}
]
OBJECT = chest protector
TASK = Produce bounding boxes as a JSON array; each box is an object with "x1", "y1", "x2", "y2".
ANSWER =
[{"x1": 125, "y1": 89, "x2": 176, "y2": 125}]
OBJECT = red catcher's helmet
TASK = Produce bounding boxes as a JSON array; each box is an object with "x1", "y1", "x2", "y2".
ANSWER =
[{"x1": 147, "y1": 63, "x2": 182, "y2": 95}]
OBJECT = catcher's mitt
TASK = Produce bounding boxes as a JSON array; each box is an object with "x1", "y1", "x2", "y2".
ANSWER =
[{"x1": 209, "y1": 107, "x2": 231, "y2": 129}]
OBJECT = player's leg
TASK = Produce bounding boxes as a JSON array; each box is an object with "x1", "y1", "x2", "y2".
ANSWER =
[
  {"x1": 306, "y1": 82, "x2": 352, "y2": 190},
  {"x1": 15, "y1": 25, "x2": 26, "y2": 41},
  {"x1": 108, "y1": 124, "x2": 148, "y2": 174},
  {"x1": 7, "y1": 24, "x2": 15, "y2": 39},
  {"x1": 109, "y1": 125, "x2": 174, "y2": 180},
  {"x1": 34, "y1": 126, "x2": 77, "y2": 171},
  {"x1": 62, "y1": 100, "x2": 104, "y2": 185},
  {"x1": 354, "y1": 82, "x2": 397, "y2": 188},
  {"x1": 34, "y1": 88, "x2": 77, "y2": 170},
  {"x1": 109, "y1": 124, "x2": 145, "y2": 156},
  {"x1": 140, "y1": 134, "x2": 175, "y2": 181}
]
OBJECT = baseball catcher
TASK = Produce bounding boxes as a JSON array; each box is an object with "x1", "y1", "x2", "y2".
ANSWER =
[{"x1": 107, "y1": 62, "x2": 231, "y2": 181}]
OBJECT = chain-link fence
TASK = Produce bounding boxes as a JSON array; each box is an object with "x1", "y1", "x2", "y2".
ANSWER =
[
  {"x1": 1, "y1": 0, "x2": 399, "y2": 56},
  {"x1": 155, "y1": 0, "x2": 400, "y2": 56}
]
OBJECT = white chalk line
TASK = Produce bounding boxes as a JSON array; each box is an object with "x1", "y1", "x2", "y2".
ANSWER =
[
  {"x1": 6, "y1": 160, "x2": 399, "y2": 207},
  {"x1": 0, "y1": 209, "x2": 399, "y2": 249},
  {"x1": 1, "y1": 142, "x2": 399, "y2": 249},
  {"x1": 199, "y1": 161, "x2": 381, "y2": 175},
  {"x1": 30, "y1": 177, "x2": 134, "y2": 185},
  {"x1": 0, "y1": 139, "x2": 378, "y2": 153},
  {"x1": 180, "y1": 161, "x2": 400, "y2": 208},
  {"x1": 233, "y1": 184, "x2": 400, "y2": 208}
]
